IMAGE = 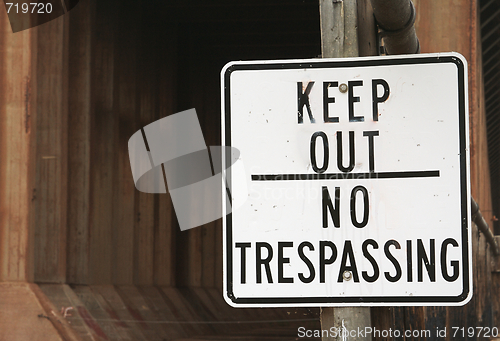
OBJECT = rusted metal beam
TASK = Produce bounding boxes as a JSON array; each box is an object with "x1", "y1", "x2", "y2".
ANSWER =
[{"x1": 472, "y1": 197, "x2": 500, "y2": 256}]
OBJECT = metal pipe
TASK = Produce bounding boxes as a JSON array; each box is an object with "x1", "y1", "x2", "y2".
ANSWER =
[
  {"x1": 471, "y1": 197, "x2": 500, "y2": 256},
  {"x1": 370, "y1": 0, "x2": 420, "y2": 55}
]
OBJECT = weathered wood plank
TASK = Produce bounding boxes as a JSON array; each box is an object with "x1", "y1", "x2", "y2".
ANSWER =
[
  {"x1": 72, "y1": 285, "x2": 124, "y2": 340},
  {"x1": 201, "y1": 288, "x2": 320, "y2": 339},
  {"x1": 176, "y1": 226, "x2": 203, "y2": 287},
  {"x1": 471, "y1": 226, "x2": 493, "y2": 338},
  {"x1": 403, "y1": 307, "x2": 426, "y2": 340},
  {"x1": 492, "y1": 272, "x2": 500, "y2": 332},
  {"x1": 343, "y1": 0, "x2": 359, "y2": 57},
  {"x1": 31, "y1": 283, "x2": 83, "y2": 341},
  {"x1": 205, "y1": 288, "x2": 259, "y2": 322},
  {"x1": 319, "y1": 0, "x2": 344, "y2": 58},
  {"x1": 181, "y1": 33, "x2": 206, "y2": 288},
  {"x1": 200, "y1": 59, "x2": 219, "y2": 289},
  {"x1": 0, "y1": 1, "x2": 35, "y2": 282},
  {"x1": 66, "y1": 0, "x2": 92, "y2": 285},
  {"x1": 88, "y1": 0, "x2": 115, "y2": 284},
  {"x1": 138, "y1": 286, "x2": 189, "y2": 339},
  {"x1": 160, "y1": 286, "x2": 214, "y2": 336},
  {"x1": 111, "y1": 0, "x2": 138, "y2": 286},
  {"x1": 370, "y1": 307, "x2": 393, "y2": 341},
  {"x1": 115, "y1": 286, "x2": 167, "y2": 340},
  {"x1": 62, "y1": 284, "x2": 110, "y2": 341},
  {"x1": 190, "y1": 287, "x2": 240, "y2": 335},
  {"x1": 173, "y1": 26, "x2": 220, "y2": 287},
  {"x1": 155, "y1": 191, "x2": 176, "y2": 286},
  {"x1": 214, "y1": 219, "x2": 223, "y2": 291},
  {"x1": 178, "y1": 287, "x2": 217, "y2": 324},
  {"x1": 201, "y1": 223, "x2": 216, "y2": 288},
  {"x1": 357, "y1": 0, "x2": 378, "y2": 56},
  {"x1": 153, "y1": 24, "x2": 177, "y2": 287},
  {"x1": 87, "y1": 286, "x2": 135, "y2": 341},
  {"x1": 133, "y1": 3, "x2": 158, "y2": 286},
  {"x1": 132, "y1": 117, "x2": 155, "y2": 287},
  {"x1": 39, "y1": 284, "x2": 99, "y2": 341},
  {"x1": 33, "y1": 11, "x2": 68, "y2": 284},
  {"x1": 424, "y1": 306, "x2": 446, "y2": 341},
  {"x1": 92, "y1": 285, "x2": 149, "y2": 340},
  {"x1": 0, "y1": 283, "x2": 64, "y2": 341}
]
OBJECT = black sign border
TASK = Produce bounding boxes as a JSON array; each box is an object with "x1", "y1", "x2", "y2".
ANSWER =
[{"x1": 223, "y1": 55, "x2": 470, "y2": 306}]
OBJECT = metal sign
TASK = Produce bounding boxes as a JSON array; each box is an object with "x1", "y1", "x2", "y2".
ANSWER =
[{"x1": 221, "y1": 53, "x2": 471, "y2": 307}]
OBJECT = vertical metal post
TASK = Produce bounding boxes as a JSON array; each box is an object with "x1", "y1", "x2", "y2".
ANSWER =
[{"x1": 319, "y1": 0, "x2": 375, "y2": 339}]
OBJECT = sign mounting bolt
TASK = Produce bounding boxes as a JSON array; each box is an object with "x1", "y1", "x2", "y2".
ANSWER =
[
  {"x1": 343, "y1": 271, "x2": 353, "y2": 281},
  {"x1": 339, "y1": 83, "x2": 348, "y2": 93}
]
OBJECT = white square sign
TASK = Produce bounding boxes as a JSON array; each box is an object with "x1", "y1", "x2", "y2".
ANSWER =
[{"x1": 221, "y1": 53, "x2": 471, "y2": 307}]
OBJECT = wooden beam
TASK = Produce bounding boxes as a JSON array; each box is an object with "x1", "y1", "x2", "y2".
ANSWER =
[
  {"x1": 31, "y1": 9, "x2": 69, "y2": 284},
  {"x1": 31, "y1": 283, "x2": 83, "y2": 341},
  {"x1": 0, "y1": 6, "x2": 35, "y2": 282},
  {"x1": 111, "y1": 0, "x2": 138, "y2": 286},
  {"x1": 343, "y1": 0, "x2": 359, "y2": 57},
  {"x1": 0, "y1": 283, "x2": 65, "y2": 340},
  {"x1": 153, "y1": 23, "x2": 178, "y2": 287},
  {"x1": 133, "y1": 3, "x2": 158, "y2": 286},
  {"x1": 66, "y1": 0, "x2": 92, "y2": 285},
  {"x1": 88, "y1": 0, "x2": 115, "y2": 284}
]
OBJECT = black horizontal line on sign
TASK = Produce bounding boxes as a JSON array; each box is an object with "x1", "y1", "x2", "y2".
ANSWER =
[{"x1": 251, "y1": 170, "x2": 440, "y2": 181}]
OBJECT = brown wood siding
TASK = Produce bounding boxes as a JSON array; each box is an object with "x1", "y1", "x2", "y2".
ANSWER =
[
  {"x1": 19, "y1": 0, "x2": 319, "y2": 288},
  {"x1": 0, "y1": 0, "x2": 497, "y2": 339},
  {"x1": 0, "y1": 7, "x2": 35, "y2": 282},
  {"x1": 66, "y1": 0, "x2": 92, "y2": 285}
]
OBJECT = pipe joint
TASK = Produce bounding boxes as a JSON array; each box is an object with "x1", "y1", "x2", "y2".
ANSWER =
[{"x1": 378, "y1": 1, "x2": 420, "y2": 54}]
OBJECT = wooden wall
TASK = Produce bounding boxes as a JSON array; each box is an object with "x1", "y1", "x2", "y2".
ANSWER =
[
  {"x1": 0, "y1": 5, "x2": 36, "y2": 282},
  {"x1": 7, "y1": 0, "x2": 320, "y2": 287},
  {"x1": 30, "y1": 0, "x2": 181, "y2": 286},
  {"x1": 0, "y1": 0, "x2": 497, "y2": 339}
]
